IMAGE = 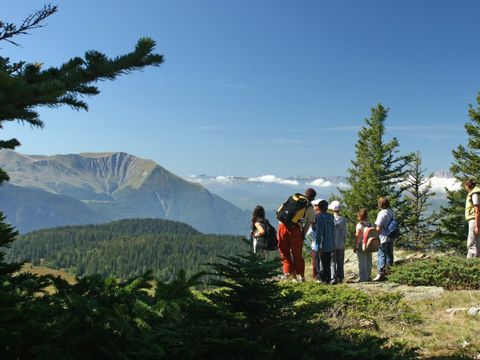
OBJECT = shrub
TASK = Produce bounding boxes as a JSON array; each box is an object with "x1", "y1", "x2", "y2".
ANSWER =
[
  {"x1": 389, "y1": 256, "x2": 480, "y2": 290},
  {"x1": 280, "y1": 281, "x2": 421, "y2": 330}
]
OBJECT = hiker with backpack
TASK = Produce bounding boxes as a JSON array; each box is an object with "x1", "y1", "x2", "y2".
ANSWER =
[
  {"x1": 374, "y1": 196, "x2": 398, "y2": 281},
  {"x1": 464, "y1": 178, "x2": 480, "y2": 258},
  {"x1": 314, "y1": 200, "x2": 335, "y2": 284},
  {"x1": 329, "y1": 200, "x2": 347, "y2": 284},
  {"x1": 251, "y1": 205, "x2": 277, "y2": 254},
  {"x1": 354, "y1": 208, "x2": 374, "y2": 282},
  {"x1": 276, "y1": 188, "x2": 316, "y2": 282}
]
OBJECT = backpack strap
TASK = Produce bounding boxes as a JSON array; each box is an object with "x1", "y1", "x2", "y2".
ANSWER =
[
  {"x1": 385, "y1": 210, "x2": 394, "y2": 228},
  {"x1": 356, "y1": 221, "x2": 368, "y2": 247}
]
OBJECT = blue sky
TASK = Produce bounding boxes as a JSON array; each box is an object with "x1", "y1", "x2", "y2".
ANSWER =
[{"x1": 2, "y1": 0, "x2": 479, "y2": 177}]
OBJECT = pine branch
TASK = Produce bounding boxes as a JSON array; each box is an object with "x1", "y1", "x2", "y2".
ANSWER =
[{"x1": 0, "y1": 4, "x2": 58, "y2": 46}]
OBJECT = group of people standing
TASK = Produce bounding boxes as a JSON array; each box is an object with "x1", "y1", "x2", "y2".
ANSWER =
[
  {"x1": 251, "y1": 177, "x2": 480, "y2": 281},
  {"x1": 251, "y1": 188, "x2": 397, "y2": 283}
]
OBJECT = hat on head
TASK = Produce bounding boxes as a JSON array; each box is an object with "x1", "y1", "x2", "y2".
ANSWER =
[
  {"x1": 328, "y1": 200, "x2": 341, "y2": 211},
  {"x1": 311, "y1": 199, "x2": 322, "y2": 206}
]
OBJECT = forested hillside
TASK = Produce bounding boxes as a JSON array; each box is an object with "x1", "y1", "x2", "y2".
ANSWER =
[
  {"x1": 7, "y1": 218, "x2": 248, "y2": 280},
  {"x1": 0, "y1": 183, "x2": 109, "y2": 232}
]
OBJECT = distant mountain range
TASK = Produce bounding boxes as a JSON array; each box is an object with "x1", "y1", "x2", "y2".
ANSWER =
[
  {"x1": 0, "y1": 150, "x2": 458, "y2": 234},
  {"x1": 186, "y1": 172, "x2": 458, "y2": 212},
  {"x1": 0, "y1": 150, "x2": 249, "y2": 235}
]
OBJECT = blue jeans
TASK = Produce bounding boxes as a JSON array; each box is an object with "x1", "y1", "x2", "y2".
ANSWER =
[
  {"x1": 377, "y1": 241, "x2": 394, "y2": 272},
  {"x1": 320, "y1": 251, "x2": 333, "y2": 283},
  {"x1": 331, "y1": 249, "x2": 345, "y2": 283}
]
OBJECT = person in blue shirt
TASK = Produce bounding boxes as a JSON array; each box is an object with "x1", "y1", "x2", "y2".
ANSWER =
[{"x1": 314, "y1": 200, "x2": 335, "y2": 284}]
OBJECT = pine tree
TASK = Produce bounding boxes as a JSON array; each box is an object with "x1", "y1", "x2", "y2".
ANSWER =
[
  {"x1": 436, "y1": 188, "x2": 467, "y2": 252},
  {"x1": 0, "y1": 5, "x2": 162, "y2": 246},
  {"x1": 436, "y1": 93, "x2": 480, "y2": 252},
  {"x1": 0, "y1": 6, "x2": 166, "y2": 356},
  {"x1": 0, "y1": 5, "x2": 163, "y2": 183},
  {"x1": 450, "y1": 93, "x2": 480, "y2": 179},
  {"x1": 400, "y1": 151, "x2": 436, "y2": 249},
  {"x1": 340, "y1": 104, "x2": 410, "y2": 235},
  {"x1": 206, "y1": 250, "x2": 284, "y2": 334}
]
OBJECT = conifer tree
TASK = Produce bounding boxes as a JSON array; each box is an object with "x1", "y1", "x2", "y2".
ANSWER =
[
  {"x1": 436, "y1": 188, "x2": 466, "y2": 252},
  {"x1": 436, "y1": 93, "x2": 480, "y2": 252},
  {"x1": 0, "y1": 5, "x2": 163, "y2": 184},
  {"x1": 0, "y1": 5, "x2": 166, "y2": 356},
  {"x1": 207, "y1": 250, "x2": 284, "y2": 334},
  {"x1": 340, "y1": 104, "x2": 410, "y2": 235},
  {"x1": 0, "y1": 4, "x2": 164, "y2": 328},
  {"x1": 0, "y1": 4, "x2": 162, "y2": 245},
  {"x1": 400, "y1": 151, "x2": 436, "y2": 249}
]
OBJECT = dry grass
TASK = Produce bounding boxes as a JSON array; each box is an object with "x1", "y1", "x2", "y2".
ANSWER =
[
  {"x1": 19, "y1": 263, "x2": 77, "y2": 284},
  {"x1": 303, "y1": 248, "x2": 480, "y2": 358},
  {"x1": 390, "y1": 290, "x2": 480, "y2": 359}
]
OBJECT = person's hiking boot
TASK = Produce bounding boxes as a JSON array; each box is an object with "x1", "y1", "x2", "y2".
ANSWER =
[
  {"x1": 292, "y1": 275, "x2": 305, "y2": 283},
  {"x1": 372, "y1": 273, "x2": 385, "y2": 282}
]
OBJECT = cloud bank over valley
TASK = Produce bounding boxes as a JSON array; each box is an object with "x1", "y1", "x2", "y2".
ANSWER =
[{"x1": 186, "y1": 173, "x2": 458, "y2": 212}]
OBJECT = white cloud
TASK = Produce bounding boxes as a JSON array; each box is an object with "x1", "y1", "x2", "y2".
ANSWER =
[
  {"x1": 308, "y1": 178, "x2": 333, "y2": 187},
  {"x1": 308, "y1": 178, "x2": 350, "y2": 189},
  {"x1": 247, "y1": 175, "x2": 299, "y2": 186},
  {"x1": 426, "y1": 176, "x2": 461, "y2": 193},
  {"x1": 336, "y1": 182, "x2": 351, "y2": 189},
  {"x1": 215, "y1": 176, "x2": 235, "y2": 184},
  {"x1": 186, "y1": 175, "x2": 202, "y2": 183}
]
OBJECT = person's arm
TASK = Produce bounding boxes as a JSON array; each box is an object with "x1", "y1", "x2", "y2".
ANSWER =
[
  {"x1": 354, "y1": 224, "x2": 362, "y2": 253},
  {"x1": 303, "y1": 207, "x2": 315, "y2": 237},
  {"x1": 304, "y1": 224, "x2": 312, "y2": 237},
  {"x1": 375, "y1": 211, "x2": 383, "y2": 234},
  {"x1": 475, "y1": 205, "x2": 480, "y2": 236},
  {"x1": 472, "y1": 193, "x2": 480, "y2": 235},
  {"x1": 253, "y1": 222, "x2": 265, "y2": 238}
]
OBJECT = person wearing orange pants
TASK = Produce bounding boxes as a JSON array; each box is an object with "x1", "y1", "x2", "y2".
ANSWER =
[
  {"x1": 278, "y1": 223, "x2": 305, "y2": 278},
  {"x1": 277, "y1": 188, "x2": 316, "y2": 282}
]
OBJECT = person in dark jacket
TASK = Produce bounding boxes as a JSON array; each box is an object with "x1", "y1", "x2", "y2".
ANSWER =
[{"x1": 314, "y1": 200, "x2": 335, "y2": 284}]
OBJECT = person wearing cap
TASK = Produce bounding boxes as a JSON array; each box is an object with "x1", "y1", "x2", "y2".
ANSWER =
[
  {"x1": 329, "y1": 200, "x2": 347, "y2": 284},
  {"x1": 464, "y1": 178, "x2": 480, "y2": 258},
  {"x1": 314, "y1": 199, "x2": 335, "y2": 284}
]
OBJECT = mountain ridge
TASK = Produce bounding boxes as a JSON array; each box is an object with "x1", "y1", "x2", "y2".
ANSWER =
[{"x1": 0, "y1": 150, "x2": 249, "y2": 235}]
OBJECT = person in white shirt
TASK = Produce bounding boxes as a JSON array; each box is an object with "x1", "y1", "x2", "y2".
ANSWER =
[
  {"x1": 329, "y1": 200, "x2": 347, "y2": 284},
  {"x1": 464, "y1": 178, "x2": 480, "y2": 258},
  {"x1": 307, "y1": 199, "x2": 322, "y2": 280},
  {"x1": 373, "y1": 196, "x2": 395, "y2": 281}
]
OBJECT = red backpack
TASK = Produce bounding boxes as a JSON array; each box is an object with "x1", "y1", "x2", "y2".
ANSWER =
[{"x1": 362, "y1": 225, "x2": 380, "y2": 252}]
